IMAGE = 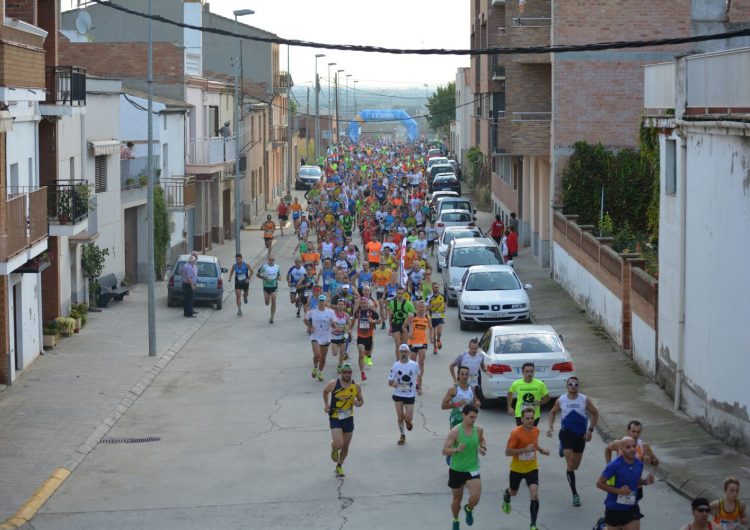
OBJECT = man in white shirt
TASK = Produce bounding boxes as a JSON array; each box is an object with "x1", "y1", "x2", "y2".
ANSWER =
[
  {"x1": 305, "y1": 295, "x2": 336, "y2": 381},
  {"x1": 388, "y1": 344, "x2": 421, "y2": 446}
]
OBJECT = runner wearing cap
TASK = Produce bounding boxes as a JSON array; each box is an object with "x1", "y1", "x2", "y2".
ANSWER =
[
  {"x1": 388, "y1": 344, "x2": 420, "y2": 445},
  {"x1": 305, "y1": 294, "x2": 336, "y2": 381},
  {"x1": 323, "y1": 362, "x2": 364, "y2": 478},
  {"x1": 682, "y1": 497, "x2": 720, "y2": 530}
]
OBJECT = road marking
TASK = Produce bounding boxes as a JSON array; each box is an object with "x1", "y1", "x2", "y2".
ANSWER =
[{"x1": 0, "y1": 467, "x2": 71, "y2": 529}]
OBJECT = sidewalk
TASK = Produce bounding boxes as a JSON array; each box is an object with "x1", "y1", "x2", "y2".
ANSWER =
[
  {"x1": 514, "y1": 248, "x2": 750, "y2": 503},
  {"x1": 0, "y1": 220, "x2": 279, "y2": 526}
]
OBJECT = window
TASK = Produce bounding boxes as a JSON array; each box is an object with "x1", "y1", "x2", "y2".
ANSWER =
[
  {"x1": 70, "y1": 157, "x2": 75, "y2": 180},
  {"x1": 451, "y1": 246, "x2": 503, "y2": 267},
  {"x1": 665, "y1": 139, "x2": 676, "y2": 195},
  {"x1": 95, "y1": 155, "x2": 107, "y2": 192},
  {"x1": 162, "y1": 144, "x2": 169, "y2": 179},
  {"x1": 465, "y1": 271, "x2": 520, "y2": 291},
  {"x1": 493, "y1": 333, "x2": 563, "y2": 355}
]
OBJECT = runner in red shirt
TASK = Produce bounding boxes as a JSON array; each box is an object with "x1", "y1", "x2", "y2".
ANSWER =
[{"x1": 490, "y1": 215, "x2": 505, "y2": 245}]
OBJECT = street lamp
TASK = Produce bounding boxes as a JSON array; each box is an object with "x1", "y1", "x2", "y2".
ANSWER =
[
  {"x1": 352, "y1": 80, "x2": 358, "y2": 117},
  {"x1": 314, "y1": 53, "x2": 325, "y2": 161},
  {"x1": 233, "y1": 8, "x2": 254, "y2": 256},
  {"x1": 336, "y1": 69, "x2": 344, "y2": 140},
  {"x1": 345, "y1": 74, "x2": 352, "y2": 120},
  {"x1": 327, "y1": 62, "x2": 336, "y2": 143}
]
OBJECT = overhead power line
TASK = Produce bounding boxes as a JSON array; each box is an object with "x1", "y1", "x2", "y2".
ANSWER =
[{"x1": 89, "y1": 0, "x2": 750, "y2": 56}]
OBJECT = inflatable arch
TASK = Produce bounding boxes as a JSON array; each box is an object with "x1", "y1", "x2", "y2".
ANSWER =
[{"x1": 347, "y1": 109, "x2": 420, "y2": 142}]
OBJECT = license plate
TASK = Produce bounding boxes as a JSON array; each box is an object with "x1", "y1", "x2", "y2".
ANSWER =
[
  {"x1": 197, "y1": 283, "x2": 206, "y2": 288},
  {"x1": 487, "y1": 312, "x2": 507, "y2": 318},
  {"x1": 516, "y1": 366, "x2": 545, "y2": 373}
]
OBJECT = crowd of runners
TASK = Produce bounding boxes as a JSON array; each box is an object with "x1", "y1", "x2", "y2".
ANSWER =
[{"x1": 228, "y1": 139, "x2": 747, "y2": 530}]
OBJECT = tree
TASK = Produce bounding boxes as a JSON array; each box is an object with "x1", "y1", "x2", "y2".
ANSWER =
[
  {"x1": 81, "y1": 243, "x2": 109, "y2": 307},
  {"x1": 154, "y1": 185, "x2": 170, "y2": 280},
  {"x1": 426, "y1": 82, "x2": 456, "y2": 135}
]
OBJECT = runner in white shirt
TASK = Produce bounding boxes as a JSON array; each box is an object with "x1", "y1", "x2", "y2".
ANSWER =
[
  {"x1": 449, "y1": 338, "x2": 486, "y2": 392},
  {"x1": 305, "y1": 295, "x2": 336, "y2": 381},
  {"x1": 388, "y1": 344, "x2": 421, "y2": 446}
]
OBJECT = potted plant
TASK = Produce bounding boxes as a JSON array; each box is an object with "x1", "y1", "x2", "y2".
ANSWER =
[
  {"x1": 72, "y1": 303, "x2": 88, "y2": 327},
  {"x1": 139, "y1": 173, "x2": 148, "y2": 187},
  {"x1": 69, "y1": 309, "x2": 82, "y2": 333},
  {"x1": 125, "y1": 177, "x2": 135, "y2": 187},
  {"x1": 43, "y1": 320, "x2": 61, "y2": 349},
  {"x1": 54, "y1": 316, "x2": 76, "y2": 337}
]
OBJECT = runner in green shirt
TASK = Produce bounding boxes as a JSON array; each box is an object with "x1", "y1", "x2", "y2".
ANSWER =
[{"x1": 507, "y1": 362, "x2": 550, "y2": 425}]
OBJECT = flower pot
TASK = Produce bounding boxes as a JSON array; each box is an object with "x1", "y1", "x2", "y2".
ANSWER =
[
  {"x1": 73, "y1": 318, "x2": 82, "y2": 333},
  {"x1": 61, "y1": 330, "x2": 73, "y2": 337},
  {"x1": 43, "y1": 334, "x2": 59, "y2": 349}
]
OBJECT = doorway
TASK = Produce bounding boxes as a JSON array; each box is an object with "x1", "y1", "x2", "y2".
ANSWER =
[
  {"x1": 124, "y1": 207, "x2": 138, "y2": 283},
  {"x1": 13, "y1": 282, "x2": 22, "y2": 372},
  {"x1": 223, "y1": 188, "x2": 231, "y2": 239}
]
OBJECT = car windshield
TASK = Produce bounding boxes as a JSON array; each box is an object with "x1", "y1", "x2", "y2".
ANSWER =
[
  {"x1": 441, "y1": 201, "x2": 471, "y2": 211},
  {"x1": 299, "y1": 167, "x2": 322, "y2": 177},
  {"x1": 442, "y1": 212, "x2": 472, "y2": 223},
  {"x1": 443, "y1": 230, "x2": 479, "y2": 245},
  {"x1": 465, "y1": 271, "x2": 520, "y2": 291},
  {"x1": 493, "y1": 333, "x2": 563, "y2": 355},
  {"x1": 451, "y1": 246, "x2": 502, "y2": 267},
  {"x1": 435, "y1": 175, "x2": 457, "y2": 182},
  {"x1": 196, "y1": 262, "x2": 218, "y2": 277}
]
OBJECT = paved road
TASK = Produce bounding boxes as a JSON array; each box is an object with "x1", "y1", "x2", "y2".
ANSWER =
[{"x1": 32, "y1": 219, "x2": 690, "y2": 529}]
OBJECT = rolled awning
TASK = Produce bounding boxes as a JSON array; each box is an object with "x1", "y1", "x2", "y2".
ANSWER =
[{"x1": 89, "y1": 140, "x2": 120, "y2": 156}]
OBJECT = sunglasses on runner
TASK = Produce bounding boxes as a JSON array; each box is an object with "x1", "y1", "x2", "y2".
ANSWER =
[{"x1": 567, "y1": 382, "x2": 579, "y2": 387}]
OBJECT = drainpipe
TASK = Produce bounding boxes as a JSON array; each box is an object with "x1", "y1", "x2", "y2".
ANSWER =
[{"x1": 673, "y1": 55, "x2": 687, "y2": 411}]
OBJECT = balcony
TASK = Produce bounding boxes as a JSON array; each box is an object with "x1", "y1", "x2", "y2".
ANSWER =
[
  {"x1": 272, "y1": 125, "x2": 288, "y2": 144},
  {"x1": 42, "y1": 66, "x2": 86, "y2": 116},
  {"x1": 185, "y1": 137, "x2": 235, "y2": 175},
  {"x1": 121, "y1": 155, "x2": 160, "y2": 206},
  {"x1": 0, "y1": 187, "x2": 48, "y2": 272},
  {"x1": 510, "y1": 17, "x2": 551, "y2": 64},
  {"x1": 685, "y1": 47, "x2": 750, "y2": 115},
  {"x1": 643, "y1": 62, "x2": 675, "y2": 114},
  {"x1": 161, "y1": 176, "x2": 196, "y2": 210},
  {"x1": 511, "y1": 112, "x2": 551, "y2": 157},
  {"x1": 273, "y1": 71, "x2": 291, "y2": 94},
  {"x1": 47, "y1": 180, "x2": 90, "y2": 237},
  {"x1": 0, "y1": 20, "x2": 46, "y2": 91}
]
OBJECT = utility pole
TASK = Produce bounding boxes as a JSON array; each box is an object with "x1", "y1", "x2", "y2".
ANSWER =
[
  {"x1": 314, "y1": 53, "x2": 325, "y2": 162},
  {"x1": 286, "y1": 45, "x2": 292, "y2": 195},
  {"x1": 305, "y1": 87, "x2": 310, "y2": 161},
  {"x1": 232, "y1": 9, "x2": 253, "y2": 254},
  {"x1": 336, "y1": 69, "x2": 344, "y2": 141},
  {"x1": 146, "y1": 0, "x2": 156, "y2": 356}
]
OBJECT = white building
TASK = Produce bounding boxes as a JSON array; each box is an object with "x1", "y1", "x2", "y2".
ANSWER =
[
  {"x1": 454, "y1": 67, "x2": 472, "y2": 168},
  {"x1": 644, "y1": 47, "x2": 750, "y2": 451}
]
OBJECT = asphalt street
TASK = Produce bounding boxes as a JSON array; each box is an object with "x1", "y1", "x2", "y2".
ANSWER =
[{"x1": 31, "y1": 215, "x2": 690, "y2": 530}]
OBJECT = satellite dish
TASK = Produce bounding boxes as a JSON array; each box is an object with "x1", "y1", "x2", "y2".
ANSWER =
[{"x1": 75, "y1": 10, "x2": 93, "y2": 35}]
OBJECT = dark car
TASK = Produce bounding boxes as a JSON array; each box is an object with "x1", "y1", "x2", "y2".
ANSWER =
[
  {"x1": 449, "y1": 159, "x2": 463, "y2": 180},
  {"x1": 429, "y1": 163, "x2": 454, "y2": 183},
  {"x1": 295, "y1": 165, "x2": 324, "y2": 190},
  {"x1": 430, "y1": 173, "x2": 461, "y2": 195}
]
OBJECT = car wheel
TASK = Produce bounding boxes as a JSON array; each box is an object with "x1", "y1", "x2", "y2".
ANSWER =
[
  {"x1": 478, "y1": 387, "x2": 499, "y2": 409},
  {"x1": 459, "y1": 314, "x2": 470, "y2": 331},
  {"x1": 216, "y1": 299, "x2": 222, "y2": 310},
  {"x1": 436, "y1": 264, "x2": 442, "y2": 273}
]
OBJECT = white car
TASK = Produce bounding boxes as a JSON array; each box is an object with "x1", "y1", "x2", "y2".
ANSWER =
[
  {"x1": 457, "y1": 265, "x2": 531, "y2": 329},
  {"x1": 442, "y1": 238, "x2": 504, "y2": 305},
  {"x1": 436, "y1": 226, "x2": 483, "y2": 272},
  {"x1": 426, "y1": 156, "x2": 449, "y2": 172},
  {"x1": 477, "y1": 324, "x2": 576, "y2": 404},
  {"x1": 435, "y1": 209, "x2": 476, "y2": 239}
]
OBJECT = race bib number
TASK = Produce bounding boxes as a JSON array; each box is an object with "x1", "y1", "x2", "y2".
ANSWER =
[
  {"x1": 359, "y1": 319, "x2": 370, "y2": 330},
  {"x1": 376, "y1": 286, "x2": 385, "y2": 293},
  {"x1": 236, "y1": 273, "x2": 247, "y2": 281},
  {"x1": 616, "y1": 493, "x2": 636, "y2": 506},
  {"x1": 290, "y1": 287, "x2": 297, "y2": 293},
  {"x1": 304, "y1": 290, "x2": 312, "y2": 297},
  {"x1": 430, "y1": 311, "x2": 442, "y2": 318},
  {"x1": 337, "y1": 408, "x2": 352, "y2": 420},
  {"x1": 518, "y1": 451, "x2": 535, "y2": 461},
  {"x1": 361, "y1": 281, "x2": 370, "y2": 289},
  {"x1": 399, "y1": 382, "x2": 410, "y2": 392}
]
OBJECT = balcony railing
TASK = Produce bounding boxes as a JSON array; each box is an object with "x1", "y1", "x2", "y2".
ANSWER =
[
  {"x1": 511, "y1": 111, "x2": 551, "y2": 121},
  {"x1": 187, "y1": 137, "x2": 236, "y2": 166},
  {"x1": 121, "y1": 156, "x2": 160, "y2": 190},
  {"x1": 686, "y1": 47, "x2": 750, "y2": 110},
  {"x1": 45, "y1": 66, "x2": 87, "y2": 106},
  {"x1": 161, "y1": 176, "x2": 196, "y2": 209},
  {"x1": 47, "y1": 180, "x2": 90, "y2": 225},
  {"x1": 272, "y1": 125, "x2": 288, "y2": 143},
  {"x1": 512, "y1": 17, "x2": 552, "y2": 27},
  {"x1": 0, "y1": 187, "x2": 48, "y2": 261},
  {"x1": 274, "y1": 71, "x2": 291, "y2": 93}
]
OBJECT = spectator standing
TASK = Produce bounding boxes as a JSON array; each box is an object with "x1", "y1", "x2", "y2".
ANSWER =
[
  {"x1": 507, "y1": 226, "x2": 519, "y2": 260},
  {"x1": 490, "y1": 214, "x2": 505, "y2": 245},
  {"x1": 181, "y1": 254, "x2": 198, "y2": 318},
  {"x1": 509, "y1": 212, "x2": 519, "y2": 234}
]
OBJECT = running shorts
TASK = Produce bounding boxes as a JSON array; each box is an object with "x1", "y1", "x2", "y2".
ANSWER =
[
  {"x1": 559, "y1": 429, "x2": 587, "y2": 453},
  {"x1": 431, "y1": 318, "x2": 445, "y2": 327},
  {"x1": 604, "y1": 506, "x2": 643, "y2": 527},
  {"x1": 390, "y1": 321, "x2": 404, "y2": 333},
  {"x1": 448, "y1": 469, "x2": 480, "y2": 489},
  {"x1": 409, "y1": 344, "x2": 427, "y2": 352},
  {"x1": 329, "y1": 416, "x2": 354, "y2": 433},
  {"x1": 392, "y1": 394, "x2": 416, "y2": 405},
  {"x1": 263, "y1": 286, "x2": 278, "y2": 294},
  {"x1": 509, "y1": 469, "x2": 539, "y2": 491},
  {"x1": 356, "y1": 336, "x2": 373, "y2": 351},
  {"x1": 235, "y1": 280, "x2": 249, "y2": 291}
]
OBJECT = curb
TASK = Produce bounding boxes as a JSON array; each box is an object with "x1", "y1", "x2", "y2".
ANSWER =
[{"x1": 0, "y1": 307, "x2": 209, "y2": 529}]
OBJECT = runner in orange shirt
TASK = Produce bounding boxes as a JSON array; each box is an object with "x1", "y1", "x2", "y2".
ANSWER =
[
  {"x1": 261, "y1": 215, "x2": 276, "y2": 257},
  {"x1": 405, "y1": 301, "x2": 432, "y2": 394}
]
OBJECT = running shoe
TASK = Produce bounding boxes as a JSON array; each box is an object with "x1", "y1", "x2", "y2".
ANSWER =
[
  {"x1": 381, "y1": 322, "x2": 386, "y2": 330},
  {"x1": 364, "y1": 356, "x2": 373, "y2": 366},
  {"x1": 433, "y1": 347, "x2": 438, "y2": 355},
  {"x1": 269, "y1": 317, "x2": 274, "y2": 324},
  {"x1": 502, "y1": 491, "x2": 511, "y2": 514},
  {"x1": 331, "y1": 445, "x2": 339, "y2": 463},
  {"x1": 311, "y1": 367, "x2": 318, "y2": 379},
  {"x1": 438, "y1": 339, "x2": 443, "y2": 350},
  {"x1": 405, "y1": 420, "x2": 413, "y2": 431},
  {"x1": 296, "y1": 309, "x2": 301, "y2": 318},
  {"x1": 316, "y1": 370, "x2": 324, "y2": 382},
  {"x1": 360, "y1": 371, "x2": 367, "y2": 381},
  {"x1": 572, "y1": 494, "x2": 581, "y2": 507},
  {"x1": 243, "y1": 294, "x2": 248, "y2": 304},
  {"x1": 452, "y1": 520, "x2": 459, "y2": 530},
  {"x1": 530, "y1": 525, "x2": 539, "y2": 530},
  {"x1": 397, "y1": 434, "x2": 406, "y2": 445},
  {"x1": 335, "y1": 465, "x2": 345, "y2": 477},
  {"x1": 237, "y1": 309, "x2": 242, "y2": 316},
  {"x1": 463, "y1": 505, "x2": 474, "y2": 526}
]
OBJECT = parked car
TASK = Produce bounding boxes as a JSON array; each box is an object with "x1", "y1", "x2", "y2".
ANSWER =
[
  {"x1": 426, "y1": 156, "x2": 449, "y2": 172},
  {"x1": 437, "y1": 226, "x2": 484, "y2": 272},
  {"x1": 295, "y1": 165, "x2": 324, "y2": 190},
  {"x1": 167, "y1": 254, "x2": 227, "y2": 310},
  {"x1": 429, "y1": 191, "x2": 460, "y2": 209},
  {"x1": 435, "y1": 209, "x2": 476, "y2": 239},
  {"x1": 430, "y1": 173, "x2": 461, "y2": 194},
  {"x1": 426, "y1": 148, "x2": 443, "y2": 161},
  {"x1": 457, "y1": 264, "x2": 532, "y2": 329},
  {"x1": 449, "y1": 159, "x2": 463, "y2": 180},
  {"x1": 428, "y1": 163, "x2": 454, "y2": 182},
  {"x1": 442, "y1": 237, "x2": 503, "y2": 305},
  {"x1": 436, "y1": 198, "x2": 475, "y2": 218},
  {"x1": 477, "y1": 324, "x2": 576, "y2": 406}
]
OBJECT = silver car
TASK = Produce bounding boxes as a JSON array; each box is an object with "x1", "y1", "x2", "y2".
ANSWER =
[
  {"x1": 457, "y1": 264, "x2": 532, "y2": 329},
  {"x1": 442, "y1": 238, "x2": 504, "y2": 306},
  {"x1": 167, "y1": 254, "x2": 227, "y2": 310},
  {"x1": 436, "y1": 226, "x2": 483, "y2": 272},
  {"x1": 435, "y1": 209, "x2": 476, "y2": 239},
  {"x1": 477, "y1": 324, "x2": 577, "y2": 404}
]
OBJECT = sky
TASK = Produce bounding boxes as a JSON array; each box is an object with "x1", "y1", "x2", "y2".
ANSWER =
[{"x1": 64, "y1": 0, "x2": 470, "y2": 90}]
